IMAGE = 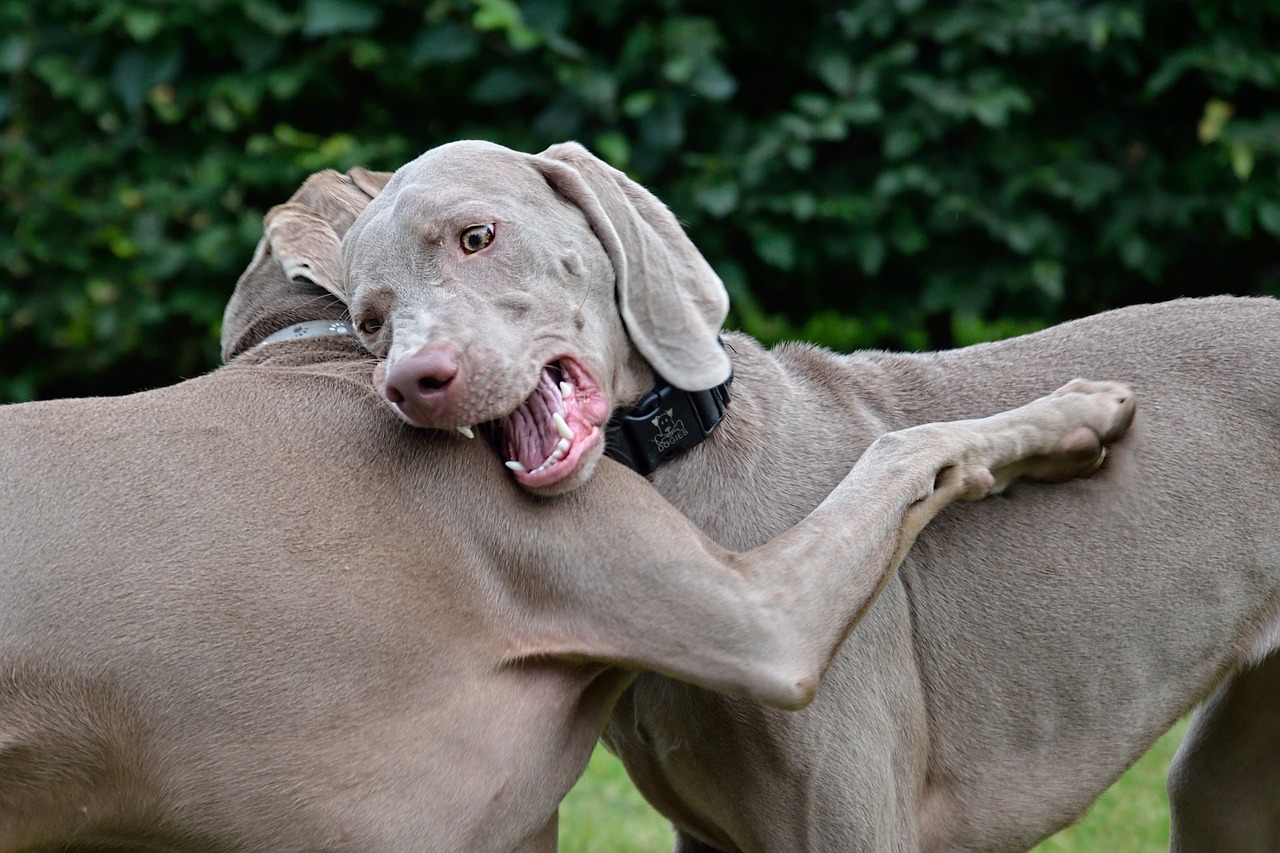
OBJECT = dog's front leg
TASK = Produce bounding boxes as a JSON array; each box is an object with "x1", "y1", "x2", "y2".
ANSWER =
[{"x1": 506, "y1": 380, "x2": 1134, "y2": 711}]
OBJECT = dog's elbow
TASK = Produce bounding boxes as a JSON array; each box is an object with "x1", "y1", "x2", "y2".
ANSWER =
[
  {"x1": 748, "y1": 656, "x2": 821, "y2": 711},
  {"x1": 726, "y1": 603, "x2": 826, "y2": 710},
  {"x1": 770, "y1": 674, "x2": 820, "y2": 712}
]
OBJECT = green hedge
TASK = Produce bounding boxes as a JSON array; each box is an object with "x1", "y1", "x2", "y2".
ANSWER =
[{"x1": 3, "y1": 0, "x2": 1278, "y2": 401}]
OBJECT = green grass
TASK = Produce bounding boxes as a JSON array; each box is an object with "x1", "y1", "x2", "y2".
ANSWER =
[
  {"x1": 559, "y1": 747, "x2": 674, "y2": 852},
  {"x1": 559, "y1": 721, "x2": 1188, "y2": 852},
  {"x1": 1032, "y1": 720, "x2": 1188, "y2": 853}
]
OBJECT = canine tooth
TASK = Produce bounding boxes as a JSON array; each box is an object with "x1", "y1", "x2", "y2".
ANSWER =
[
  {"x1": 456, "y1": 425, "x2": 475, "y2": 439},
  {"x1": 504, "y1": 460, "x2": 527, "y2": 473},
  {"x1": 556, "y1": 437, "x2": 570, "y2": 454},
  {"x1": 559, "y1": 381, "x2": 574, "y2": 398},
  {"x1": 552, "y1": 412, "x2": 573, "y2": 440}
]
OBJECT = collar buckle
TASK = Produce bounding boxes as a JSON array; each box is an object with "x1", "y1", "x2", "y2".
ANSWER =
[{"x1": 604, "y1": 373, "x2": 732, "y2": 477}]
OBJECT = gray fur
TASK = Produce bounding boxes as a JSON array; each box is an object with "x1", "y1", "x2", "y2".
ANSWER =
[
  {"x1": 344, "y1": 138, "x2": 1280, "y2": 852},
  {"x1": 0, "y1": 169, "x2": 1129, "y2": 851}
]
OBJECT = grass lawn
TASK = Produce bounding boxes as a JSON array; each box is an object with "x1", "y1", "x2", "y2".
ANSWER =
[{"x1": 559, "y1": 720, "x2": 1188, "y2": 852}]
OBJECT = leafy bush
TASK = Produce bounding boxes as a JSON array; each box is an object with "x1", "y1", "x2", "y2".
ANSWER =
[{"x1": 3, "y1": 0, "x2": 1278, "y2": 401}]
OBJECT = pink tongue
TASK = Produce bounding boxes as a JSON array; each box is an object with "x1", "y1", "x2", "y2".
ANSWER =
[{"x1": 504, "y1": 368, "x2": 563, "y2": 470}]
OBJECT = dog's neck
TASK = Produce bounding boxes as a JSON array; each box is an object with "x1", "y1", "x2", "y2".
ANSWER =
[
  {"x1": 222, "y1": 271, "x2": 350, "y2": 362},
  {"x1": 643, "y1": 331, "x2": 889, "y2": 550},
  {"x1": 605, "y1": 369, "x2": 732, "y2": 477},
  {"x1": 256, "y1": 319, "x2": 355, "y2": 348}
]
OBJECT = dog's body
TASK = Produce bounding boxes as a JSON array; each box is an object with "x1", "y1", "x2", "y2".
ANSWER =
[
  {"x1": 618, "y1": 306, "x2": 1280, "y2": 853},
  {"x1": 344, "y1": 139, "x2": 1280, "y2": 852},
  {"x1": 0, "y1": 170, "x2": 1132, "y2": 851}
]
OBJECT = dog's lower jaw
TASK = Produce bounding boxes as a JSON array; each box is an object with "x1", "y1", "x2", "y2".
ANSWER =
[
  {"x1": 507, "y1": 425, "x2": 604, "y2": 491},
  {"x1": 514, "y1": 438, "x2": 608, "y2": 495}
]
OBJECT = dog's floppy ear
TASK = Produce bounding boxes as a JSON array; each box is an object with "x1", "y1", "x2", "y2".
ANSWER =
[
  {"x1": 261, "y1": 203, "x2": 346, "y2": 301},
  {"x1": 222, "y1": 168, "x2": 391, "y2": 361},
  {"x1": 534, "y1": 142, "x2": 731, "y2": 391},
  {"x1": 349, "y1": 166, "x2": 393, "y2": 200},
  {"x1": 218, "y1": 203, "x2": 347, "y2": 361}
]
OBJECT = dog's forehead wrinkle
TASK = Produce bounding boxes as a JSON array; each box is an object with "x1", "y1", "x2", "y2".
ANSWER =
[
  {"x1": 352, "y1": 284, "x2": 394, "y2": 318},
  {"x1": 394, "y1": 156, "x2": 552, "y2": 222},
  {"x1": 349, "y1": 255, "x2": 405, "y2": 305},
  {"x1": 399, "y1": 189, "x2": 517, "y2": 238}
]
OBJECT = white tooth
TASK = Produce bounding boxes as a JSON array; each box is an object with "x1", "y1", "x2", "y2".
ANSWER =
[
  {"x1": 559, "y1": 381, "x2": 574, "y2": 398},
  {"x1": 456, "y1": 425, "x2": 475, "y2": 439},
  {"x1": 505, "y1": 460, "x2": 527, "y2": 473},
  {"x1": 527, "y1": 437, "x2": 574, "y2": 476},
  {"x1": 552, "y1": 412, "x2": 573, "y2": 440}
]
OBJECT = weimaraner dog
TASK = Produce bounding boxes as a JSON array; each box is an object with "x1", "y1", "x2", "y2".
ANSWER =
[
  {"x1": 343, "y1": 138, "x2": 1280, "y2": 853},
  {"x1": 0, "y1": 170, "x2": 1133, "y2": 852}
]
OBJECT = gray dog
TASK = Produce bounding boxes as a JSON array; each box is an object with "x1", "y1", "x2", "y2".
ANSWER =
[
  {"x1": 0, "y1": 168, "x2": 1133, "y2": 850},
  {"x1": 343, "y1": 138, "x2": 1280, "y2": 853}
]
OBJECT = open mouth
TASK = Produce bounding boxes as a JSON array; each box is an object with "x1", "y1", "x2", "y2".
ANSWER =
[{"x1": 491, "y1": 357, "x2": 608, "y2": 488}]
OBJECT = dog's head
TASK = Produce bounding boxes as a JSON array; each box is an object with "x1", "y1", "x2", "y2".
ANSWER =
[
  {"x1": 341, "y1": 140, "x2": 730, "y2": 494},
  {"x1": 220, "y1": 167, "x2": 392, "y2": 362}
]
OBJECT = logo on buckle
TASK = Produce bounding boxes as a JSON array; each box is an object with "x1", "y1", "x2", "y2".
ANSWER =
[{"x1": 650, "y1": 408, "x2": 689, "y2": 452}]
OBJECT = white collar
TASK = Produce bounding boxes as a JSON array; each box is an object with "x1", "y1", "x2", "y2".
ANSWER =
[{"x1": 257, "y1": 319, "x2": 354, "y2": 348}]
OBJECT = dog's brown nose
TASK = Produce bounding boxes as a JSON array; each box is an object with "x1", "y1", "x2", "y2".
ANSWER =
[{"x1": 382, "y1": 344, "x2": 460, "y2": 423}]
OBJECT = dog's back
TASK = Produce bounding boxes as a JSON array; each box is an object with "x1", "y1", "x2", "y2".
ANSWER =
[{"x1": 0, "y1": 351, "x2": 504, "y2": 850}]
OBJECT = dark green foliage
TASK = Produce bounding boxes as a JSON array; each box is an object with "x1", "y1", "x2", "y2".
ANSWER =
[{"x1": 3, "y1": 0, "x2": 1278, "y2": 401}]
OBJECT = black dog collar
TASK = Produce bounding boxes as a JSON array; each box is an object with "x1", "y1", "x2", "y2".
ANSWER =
[{"x1": 604, "y1": 371, "x2": 732, "y2": 477}]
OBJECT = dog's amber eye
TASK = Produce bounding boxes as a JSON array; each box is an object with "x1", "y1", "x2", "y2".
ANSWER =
[
  {"x1": 357, "y1": 317, "x2": 383, "y2": 335},
  {"x1": 460, "y1": 223, "x2": 495, "y2": 254}
]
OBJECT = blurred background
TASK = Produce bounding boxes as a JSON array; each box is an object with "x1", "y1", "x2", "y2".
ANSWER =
[{"x1": 2, "y1": 0, "x2": 1278, "y2": 402}]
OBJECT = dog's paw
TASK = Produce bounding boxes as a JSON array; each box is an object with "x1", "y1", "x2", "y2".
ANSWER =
[
  {"x1": 1018, "y1": 379, "x2": 1136, "y2": 483},
  {"x1": 1048, "y1": 379, "x2": 1136, "y2": 445}
]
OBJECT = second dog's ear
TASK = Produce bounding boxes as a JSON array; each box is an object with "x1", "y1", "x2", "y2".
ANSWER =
[
  {"x1": 262, "y1": 203, "x2": 347, "y2": 302},
  {"x1": 534, "y1": 142, "x2": 731, "y2": 392},
  {"x1": 349, "y1": 167, "x2": 393, "y2": 201},
  {"x1": 221, "y1": 203, "x2": 343, "y2": 362},
  {"x1": 222, "y1": 167, "x2": 389, "y2": 361}
]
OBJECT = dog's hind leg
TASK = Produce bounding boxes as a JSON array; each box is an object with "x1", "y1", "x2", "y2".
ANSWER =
[{"x1": 1168, "y1": 652, "x2": 1280, "y2": 852}]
